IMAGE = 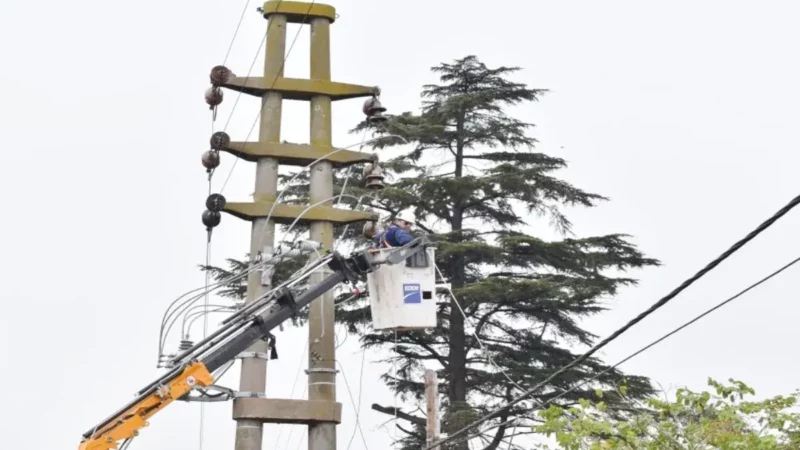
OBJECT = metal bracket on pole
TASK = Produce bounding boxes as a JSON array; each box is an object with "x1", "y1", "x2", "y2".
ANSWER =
[
  {"x1": 233, "y1": 392, "x2": 269, "y2": 399},
  {"x1": 236, "y1": 351, "x2": 271, "y2": 361},
  {"x1": 305, "y1": 368, "x2": 338, "y2": 375}
]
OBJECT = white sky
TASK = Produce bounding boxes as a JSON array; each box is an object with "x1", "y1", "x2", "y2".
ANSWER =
[{"x1": 2, "y1": 0, "x2": 800, "y2": 449}]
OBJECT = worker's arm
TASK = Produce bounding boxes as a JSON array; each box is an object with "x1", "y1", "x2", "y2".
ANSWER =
[{"x1": 393, "y1": 228, "x2": 415, "y2": 246}]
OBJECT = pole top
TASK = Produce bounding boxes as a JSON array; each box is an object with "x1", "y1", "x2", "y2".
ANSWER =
[{"x1": 262, "y1": 1, "x2": 336, "y2": 24}]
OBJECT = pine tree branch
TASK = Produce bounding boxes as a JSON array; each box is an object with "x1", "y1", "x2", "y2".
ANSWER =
[
  {"x1": 394, "y1": 346, "x2": 448, "y2": 367},
  {"x1": 462, "y1": 193, "x2": 508, "y2": 210},
  {"x1": 478, "y1": 413, "x2": 509, "y2": 450},
  {"x1": 396, "y1": 424, "x2": 423, "y2": 440},
  {"x1": 473, "y1": 304, "x2": 504, "y2": 339},
  {"x1": 371, "y1": 404, "x2": 426, "y2": 426},
  {"x1": 405, "y1": 334, "x2": 450, "y2": 369}
]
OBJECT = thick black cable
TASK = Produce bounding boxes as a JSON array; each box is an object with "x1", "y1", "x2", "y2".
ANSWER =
[
  {"x1": 537, "y1": 253, "x2": 800, "y2": 410},
  {"x1": 442, "y1": 253, "x2": 800, "y2": 449},
  {"x1": 429, "y1": 193, "x2": 800, "y2": 449}
]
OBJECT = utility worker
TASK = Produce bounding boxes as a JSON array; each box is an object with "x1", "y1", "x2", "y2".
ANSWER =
[{"x1": 376, "y1": 211, "x2": 415, "y2": 248}]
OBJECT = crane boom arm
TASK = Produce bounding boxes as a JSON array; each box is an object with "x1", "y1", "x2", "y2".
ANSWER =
[{"x1": 78, "y1": 240, "x2": 428, "y2": 450}]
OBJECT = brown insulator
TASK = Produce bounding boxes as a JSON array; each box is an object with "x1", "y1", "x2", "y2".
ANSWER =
[
  {"x1": 210, "y1": 131, "x2": 231, "y2": 150},
  {"x1": 202, "y1": 150, "x2": 220, "y2": 170},
  {"x1": 362, "y1": 97, "x2": 387, "y2": 116},
  {"x1": 367, "y1": 111, "x2": 388, "y2": 123},
  {"x1": 205, "y1": 87, "x2": 223, "y2": 108},
  {"x1": 209, "y1": 65, "x2": 233, "y2": 85},
  {"x1": 363, "y1": 162, "x2": 386, "y2": 190}
]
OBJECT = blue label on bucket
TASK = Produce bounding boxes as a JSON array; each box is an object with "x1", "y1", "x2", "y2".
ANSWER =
[{"x1": 403, "y1": 283, "x2": 421, "y2": 304}]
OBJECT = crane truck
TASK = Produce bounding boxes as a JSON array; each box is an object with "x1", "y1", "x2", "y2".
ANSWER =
[{"x1": 78, "y1": 238, "x2": 429, "y2": 450}]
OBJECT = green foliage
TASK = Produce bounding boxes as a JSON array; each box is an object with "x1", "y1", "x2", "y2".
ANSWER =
[
  {"x1": 533, "y1": 378, "x2": 800, "y2": 449},
  {"x1": 343, "y1": 56, "x2": 660, "y2": 450},
  {"x1": 202, "y1": 55, "x2": 660, "y2": 450}
]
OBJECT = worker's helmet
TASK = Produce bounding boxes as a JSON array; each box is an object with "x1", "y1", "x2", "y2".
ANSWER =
[{"x1": 394, "y1": 210, "x2": 415, "y2": 226}]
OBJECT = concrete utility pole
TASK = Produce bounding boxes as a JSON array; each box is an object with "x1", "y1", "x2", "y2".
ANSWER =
[
  {"x1": 231, "y1": 8, "x2": 285, "y2": 450},
  {"x1": 307, "y1": 13, "x2": 337, "y2": 450},
  {"x1": 211, "y1": 2, "x2": 381, "y2": 450},
  {"x1": 425, "y1": 369, "x2": 441, "y2": 449}
]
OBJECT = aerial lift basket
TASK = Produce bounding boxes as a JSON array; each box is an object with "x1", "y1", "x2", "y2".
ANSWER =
[{"x1": 367, "y1": 247, "x2": 437, "y2": 330}]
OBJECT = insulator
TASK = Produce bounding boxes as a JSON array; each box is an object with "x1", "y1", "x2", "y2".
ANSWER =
[
  {"x1": 206, "y1": 193, "x2": 227, "y2": 212},
  {"x1": 210, "y1": 131, "x2": 231, "y2": 150},
  {"x1": 202, "y1": 150, "x2": 220, "y2": 170},
  {"x1": 178, "y1": 339, "x2": 193, "y2": 351},
  {"x1": 210, "y1": 65, "x2": 233, "y2": 85},
  {"x1": 362, "y1": 162, "x2": 374, "y2": 178},
  {"x1": 205, "y1": 87, "x2": 223, "y2": 108},
  {"x1": 362, "y1": 221, "x2": 377, "y2": 238},
  {"x1": 368, "y1": 111, "x2": 388, "y2": 123},
  {"x1": 362, "y1": 97, "x2": 387, "y2": 116},
  {"x1": 365, "y1": 177, "x2": 385, "y2": 190},
  {"x1": 363, "y1": 162, "x2": 385, "y2": 190},
  {"x1": 202, "y1": 210, "x2": 221, "y2": 228}
]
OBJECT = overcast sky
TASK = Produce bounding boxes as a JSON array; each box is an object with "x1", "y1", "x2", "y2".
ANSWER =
[{"x1": 2, "y1": 0, "x2": 800, "y2": 449}]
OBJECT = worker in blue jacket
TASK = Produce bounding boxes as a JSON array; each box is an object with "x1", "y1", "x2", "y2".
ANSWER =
[{"x1": 374, "y1": 211, "x2": 415, "y2": 248}]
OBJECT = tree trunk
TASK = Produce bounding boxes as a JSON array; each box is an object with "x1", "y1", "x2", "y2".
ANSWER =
[{"x1": 447, "y1": 117, "x2": 469, "y2": 450}]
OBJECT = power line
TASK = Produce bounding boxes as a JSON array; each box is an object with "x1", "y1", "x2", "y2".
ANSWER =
[
  {"x1": 219, "y1": 0, "x2": 316, "y2": 193},
  {"x1": 538, "y1": 253, "x2": 800, "y2": 412},
  {"x1": 272, "y1": 337, "x2": 309, "y2": 449},
  {"x1": 221, "y1": 0, "x2": 254, "y2": 67},
  {"x1": 198, "y1": 166, "x2": 213, "y2": 450},
  {"x1": 434, "y1": 263, "x2": 527, "y2": 394},
  {"x1": 345, "y1": 347, "x2": 368, "y2": 450},
  {"x1": 217, "y1": 0, "x2": 283, "y2": 133},
  {"x1": 429, "y1": 193, "x2": 800, "y2": 449},
  {"x1": 336, "y1": 360, "x2": 370, "y2": 449},
  {"x1": 442, "y1": 253, "x2": 800, "y2": 449}
]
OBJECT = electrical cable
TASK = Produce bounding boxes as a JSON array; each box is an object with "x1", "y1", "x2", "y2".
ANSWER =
[
  {"x1": 393, "y1": 330, "x2": 398, "y2": 442},
  {"x1": 221, "y1": 0, "x2": 253, "y2": 67},
  {"x1": 335, "y1": 360, "x2": 370, "y2": 449},
  {"x1": 186, "y1": 306, "x2": 238, "y2": 336},
  {"x1": 158, "y1": 261, "x2": 265, "y2": 356},
  {"x1": 180, "y1": 304, "x2": 236, "y2": 338},
  {"x1": 219, "y1": 0, "x2": 316, "y2": 193},
  {"x1": 167, "y1": 251, "x2": 333, "y2": 368},
  {"x1": 158, "y1": 263, "x2": 262, "y2": 356},
  {"x1": 440, "y1": 254, "x2": 800, "y2": 450},
  {"x1": 218, "y1": 0, "x2": 284, "y2": 133},
  {"x1": 255, "y1": 133, "x2": 408, "y2": 254},
  {"x1": 284, "y1": 383, "x2": 309, "y2": 448},
  {"x1": 534, "y1": 253, "x2": 800, "y2": 414},
  {"x1": 434, "y1": 263, "x2": 527, "y2": 395},
  {"x1": 428, "y1": 193, "x2": 800, "y2": 450},
  {"x1": 329, "y1": 128, "x2": 368, "y2": 253},
  {"x1": 198, "y1": 165, "x2": 213, "y2": 450},
  {"x1": 345, "y1": 345, "x2": 368, "y2": 450},
  {"x1": 271, "y1": 337, "x2": 309, "y2": 450},
  {"x1": 160, "y1": 245, "x2": 324, "y2": 358},
  {"x1": 283, "y1": 194, "x2": 365, "y2": 240},
  {"x1": 505, "y1": 420, "x2": 518, "y2": 450}
]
